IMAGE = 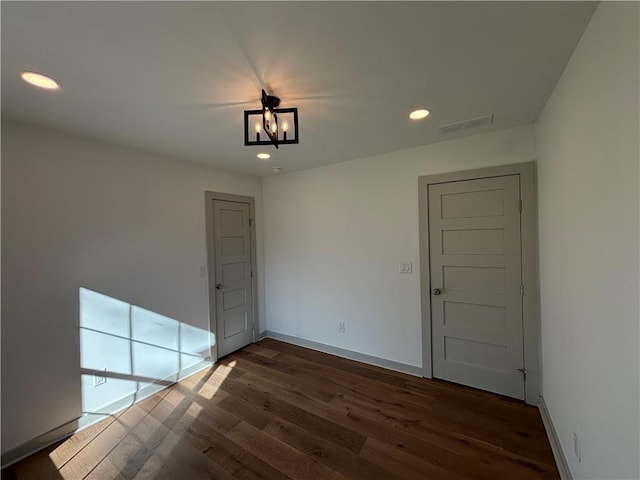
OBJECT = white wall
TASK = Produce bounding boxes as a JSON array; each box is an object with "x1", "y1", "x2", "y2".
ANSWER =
[
  {"x1": 263, "y1": 125, "x2": 536, "y2": 367},
  {"x1": 535, "y1": 3, "x2": 639, "y2": 479},
  {"x1": 1, "y1": 120, "x2": 264, "y2": 453}
]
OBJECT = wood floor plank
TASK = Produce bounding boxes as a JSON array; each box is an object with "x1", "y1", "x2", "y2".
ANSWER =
[
  {"x1": 184, "y1": 417, "x2": 291, "y2": 480},
  {"x1": 149, "y1": 386, "x2": 241, "y2": 437},
  {"x1": 130, "y1": 396, "x2": 237, "y2": 480},
  {"x1": 88, "y1": 433, "x2": 157, "y2": 480},
  {"x1": 220, "y1": 354, "x2": 336, "y2": 403},
  {"x1": 57, "y1": 404, "x2": 152, "y2": 478},
  {"x1": 178, "y1": 364, "x2": 242, "y2": 400},
  {"x1": 251, "y1": 344, "x2": 555, "y2": 467},
  {"x1": 216, "y1": 393, "x2": 275, "y2": 430},
  {"x1": 226, "y1": 421, "x2": 346, "y2": 480},
  {"x1": 232, "y1": 372, "x2": 339, "y2": 419},
  {"x1": 329, "y1": 392, "x2": 503, "y2": 448},
  {"x1": 230, "y1": 353, "x2": 558, "y2": 479},
  {"x1": 241, "y1": 343, "x2": 281, "y2": 358},
  {"x1": 83, "y1": 459, "x2": 127, "y2": 480},
  {"x1": 132, "y1": 388, "x2": 170, "y2": 414},
  {"x1": 240, "y1": 349, "x2": 438, "y2": 411},
  {"x1": 432, "y1": 401, "x2": 554, "y2": 465},
  {"x1": 360, "y1": 437, "x2": 466, "y2": 480},
  {"x1": 8, "y1": 442, "x2": 66, "y2": 480},
  {"x1": 4, "y1": 339, "x2": 559, "y2": 480},
  {"x1": 57, "y1": 418, "x2": 130, "y2": 479},
  {"x1": 127, "y1": 378, "x2": 288, "y2": 480},
  {"x1": 259, "y1": 339, "x2": 428, "y2": 388},
  {"x1": 217, "y1": 375, "x2": 367, "y2": 454},
  {"x1": 48, "y1": 416, "x2": 119, "y2": 469},
  {"x1": 261, "y1": 338, "x2": 536, "y2": 410},
  {"x1": 327, "y1": 392, "x2": 557, "y2": 479},
  {"x1": 126, "y1": 415, "x2": 237, "y2": 480},
  {"x1": 262, "y1": 417, "x2": 402, "y2": 480},
  {"x1": 232, "y1": 357, "x2": 441, "y2": 427},
  {"x1": 223, "y1": 362, "x2": 524, "y2": 479},
  {"x1": 146, "y1": 428, "x2": 236, "y2": 480}
]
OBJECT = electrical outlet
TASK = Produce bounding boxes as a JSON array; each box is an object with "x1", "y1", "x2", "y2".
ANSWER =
[
  {"x1": 338, "y1": 322, "x2": 345, "y2": 334},
  {"x1": 399, "y1": 262, "x2": 413, "y2": 274},
  {"x1": 573, "y1": 432, "x2": 581, "y2": 462},
  {"x1": 93, "y1": 368, "x2": 107, "y2": 387}
]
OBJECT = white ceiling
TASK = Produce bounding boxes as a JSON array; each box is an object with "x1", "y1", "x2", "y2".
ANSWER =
[{"x1": 2, "y1": 2, "x2": 597, "y2": 177}]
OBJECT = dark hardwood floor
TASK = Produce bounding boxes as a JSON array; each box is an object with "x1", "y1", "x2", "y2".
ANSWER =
[{"x1": 4, "y1": 339, "x2": 559, "y2": 479}]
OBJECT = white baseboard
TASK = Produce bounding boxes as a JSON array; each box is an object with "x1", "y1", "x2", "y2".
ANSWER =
[
  {"x1": 0, "y1": 416, "x2": 82, "y2": 470},
  {"x1": 263, "y1": 330, "x2": 423, "y2": 377},
  {"x1": 539, "y1": 395, "x2": 573, "y2": 480},
  {"x1": 1, "y1": 359, "x2": 212, "y2": 469}
]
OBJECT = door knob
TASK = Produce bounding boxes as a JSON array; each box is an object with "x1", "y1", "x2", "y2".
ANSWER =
[
  {"x1": 216, "y1": 283, "x2": 224, "y2": 290},
  {"x1": 432, "y1": 288, "x2": 442, "y2": 295}
]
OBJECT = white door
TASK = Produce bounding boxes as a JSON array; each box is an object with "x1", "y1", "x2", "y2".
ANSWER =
[
  {"x1": 428, "y1": 175, "x2": 525, "y2": 399},
  {"x1": 213, "y1": 200, "x2": 254, "y2": 358}
]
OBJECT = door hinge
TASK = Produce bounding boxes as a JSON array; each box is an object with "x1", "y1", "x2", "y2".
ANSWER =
[
  {"x1": 519, "y1": 199, "x2": 522, "y2": 212},
  {"x1": 250, "y1": 270, "x2": 253, "y2": 278},
  {"x1": 517, "y1": 368, "x2": 527, "y2": 380},
  {"x1": 249, "y1": 218, "x2": 253, "y2": 227},
  {"x1": 520, "y1": 284, "x2": 524, "y2": 297}
]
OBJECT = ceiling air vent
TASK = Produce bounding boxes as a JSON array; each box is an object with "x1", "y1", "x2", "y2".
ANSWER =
[{"x1": 438, "y1": 114, "x2": 494, "y2": 134}]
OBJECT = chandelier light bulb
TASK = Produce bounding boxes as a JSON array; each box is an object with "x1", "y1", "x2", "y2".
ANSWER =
[{"x1": 255, "y1": 122, "x2": 261, "y2": 133}]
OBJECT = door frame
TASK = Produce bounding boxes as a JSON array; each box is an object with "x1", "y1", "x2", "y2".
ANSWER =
[
  {"x1": 418, "y1": 161, "x2": 540, "y2": 404},
  {"x1": 204, "y1": 191, "x2": 258, "y2": 362}
]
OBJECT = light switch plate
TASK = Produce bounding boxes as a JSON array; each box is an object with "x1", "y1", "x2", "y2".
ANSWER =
[{"x1": 199, "y1": 264, "x2": 207, "y2": 278}]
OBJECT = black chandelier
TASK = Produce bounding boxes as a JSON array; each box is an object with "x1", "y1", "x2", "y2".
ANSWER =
[{"x1": 244, "y1": 89, "x2": 299, "y2": 149}]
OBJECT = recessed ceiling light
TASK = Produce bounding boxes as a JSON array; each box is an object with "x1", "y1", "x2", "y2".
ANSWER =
[
  {"x1": 272, "y1": 167, "x2": 283, "y2": 173},
  {"x1": 257, "y1": 153, "x2": 271, "y2": 160},
  {"x1": 409, "y1": 109, "x2": 430, "y2": 120},
  {"x1": 20, "y1": 71, "x2": 61, "y2": 90}
]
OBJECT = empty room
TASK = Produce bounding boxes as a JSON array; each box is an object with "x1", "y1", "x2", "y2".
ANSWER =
[{"x1": 1, "y1": 2, "x2": 638, "y2": 480}]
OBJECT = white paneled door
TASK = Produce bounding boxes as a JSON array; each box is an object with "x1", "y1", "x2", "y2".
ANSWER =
[
  {"x1": 428, "y1": 175, "x2": 525, "y2": 399},
  {"x1": 213, "y1": 200, "x2": 254, "y2": 358}
]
